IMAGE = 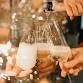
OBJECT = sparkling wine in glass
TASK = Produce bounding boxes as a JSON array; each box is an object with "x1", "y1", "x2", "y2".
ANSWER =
[
  {"x1": 50, "y1": 45, "x2": 71, "y2": 62},
  {"x1": 16, "y1": 42, "x2": 37, "y2": 70}
]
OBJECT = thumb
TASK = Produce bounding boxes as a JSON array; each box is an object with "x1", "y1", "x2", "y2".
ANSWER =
[
  {"x1": 70, "y1": 16, "x2": 74, "y2": 20},
  {"x1": 17, "y1": 69, "x2": 32, "y2": 78},
  {"x1": 68, "y1": 49, "x2": 78, "y2": 60},
  {"x1": 24, "y1": 69, "x2": 32, "y2": 74},
  {"x1": 64, "y1": 58, "x2": 80, "y2": 69}
]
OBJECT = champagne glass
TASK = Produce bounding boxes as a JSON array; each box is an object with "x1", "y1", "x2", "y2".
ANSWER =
[
  {"x1": 36, "y1": 43, "x2": 53, "y2": 83},
  {"x1": 50, "y1": 45, "x2": 72, "y2": 83},
  {"x1": 16, "y1": 42, "x2": 37, "y2": 70},
  {"x1": 49, "y1": 20, "x2": 73, "y2": 83}
]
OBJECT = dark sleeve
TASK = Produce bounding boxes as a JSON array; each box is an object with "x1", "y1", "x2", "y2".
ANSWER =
[{"x1": 66, "y1": 16, "x2": 81, "y2": 34}]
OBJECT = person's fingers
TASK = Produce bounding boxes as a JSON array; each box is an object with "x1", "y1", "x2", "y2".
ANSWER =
[
  {"x1": 38, "y1": 61, "x2": 50, "y2": 69},
  {"x1": 37, "y1": 60, "x2": 43, "y2": 67},
  {"x1": 68, "y1": 49, "x2": 78, "y2": 60},
  {"x1": 39, "y1": 71, "x2": 52, "y2": 78},
  {"x1": 64, "y1": 57, "x2": 80, "y2": 69},
  {"x1": 73, "y1": 69, "x2": 80, "y2": 76},
  {"x1": 64, "y1": 0, "x2": 83, "y2": 17},
  {"x1": 72, "y1": 49, "x2": 78, "y2": 55},
  {"x1": 69, "y1": 68, "x2": 79, "y2": 75},
  {"x1": 69, "y1": 68, "x2": 80, "y2": 76},
  {"x1": 64, "y1": 0, "x2": 73, "y2": 17},
  {"x1": 31, "y1": 0, "x2": 43, "y2": 11},
  {"x1": 38, "y1": 62, "x2": 55, "y2": 73},
  {"x1": 17, "y1": 70, "x2": 32, "y2": 78},
  {"x1": 81, "y1": 0, "x2": 83, "y2": 7},
  {"x1": 6, "y1": 56, "x2": 16, "y2": 71},
  {"x1": 65, "y1": 49, "x2": 79, "y2": 68},
  {"x1": 53, "y1": 3, "x2": 65, "y2": 12},
  {"x1": 76, "y1": 3, "x2": 83, "y2": 15},
  {"x1": 68, "y1": 3, "x2": 79, "y2": 16},
  {"x1": 68, "y1": 63, "x2": 83, "y2": 75},
  {"x1": 12, "y1": 65, "x2": 22, "y2": 76},
  {"x1": 56, "y1": 61, "x2": 59, "y2": 66},
  {"x1": 70, "y1": 16, "x2": 74, "y2": 20},
  {"x1": 61, "y1": 70, "x2": 67, "y2": 77},
  {"x1": 59, "y1": 62, "x2": 68, "y2": 77},
  {"x1": 6, "y1": 62, "x2": 13, "y2": 71},
  {"x1": 12, "y1": 56, "x2": 16, "y2": 64},
  {"x1": 0, "y1": 78, "x2": 6, "y2": 83},
  {"x1": 77, "y1": 63, "x2": 83, "y2": 69},
  {"x1": 38, "y1": 78, "x2": 49, "y2": 83},
  {"x1": 38, "y1": 58, "x2": 55, "y2": 69},
  {"x1": 38, "y1": 58, "x2": 55, "y2": 78},
  {"x1": 59, "y1": 62, "x2": 63, "y2": 70},
  {"x1": 69, "y1": 68, "x2": 75, "y2": 74},
  {"x1": 75, "y1": 63, "x2": 83, "y2": 72}
]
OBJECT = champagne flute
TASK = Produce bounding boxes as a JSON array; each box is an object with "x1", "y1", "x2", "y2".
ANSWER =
[
  {"x1": 15, "y1": 42, "x2": 37, "y2": 83},
  {"x1": 50, "y1": 45, "x2": 72, "y2": 83},
  {"x1": 50, "y1": 20, "x2": 73, "y2": 83},
  {"x1": 16, "y1": 42, "x2": 37, "y2": 70},
  {"x1": 36, "y1": 43, "x2": 53, "y2": 83}
]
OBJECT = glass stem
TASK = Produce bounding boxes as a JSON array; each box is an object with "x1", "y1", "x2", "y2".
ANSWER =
[{"x1": 68, "y1": 74, "x2": 72, "y2": 83}]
